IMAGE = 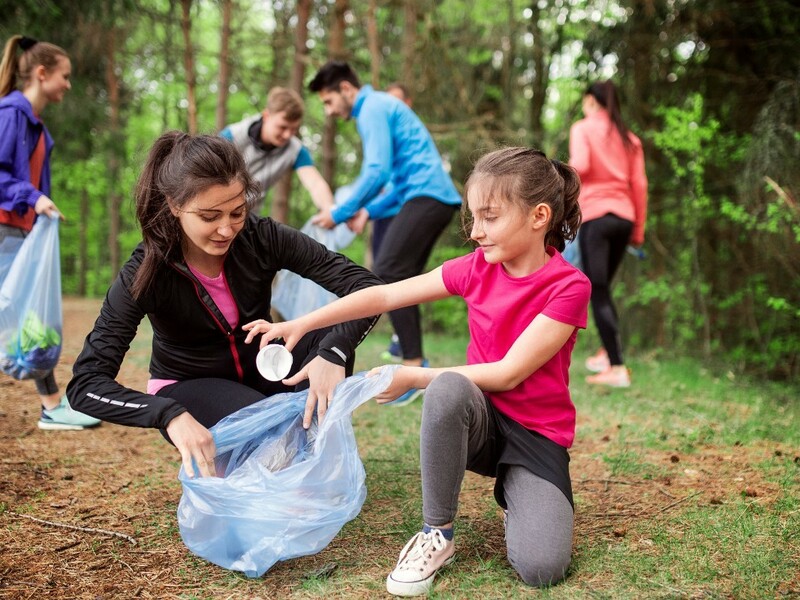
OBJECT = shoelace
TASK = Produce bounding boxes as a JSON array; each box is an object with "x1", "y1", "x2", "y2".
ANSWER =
[{"x1": 396, "y1": 530, "x2": 447, "y2": 571}]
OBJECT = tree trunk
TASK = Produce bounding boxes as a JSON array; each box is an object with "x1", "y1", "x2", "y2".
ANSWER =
[
  {"x1": 270, "y1": 0, "x2": 312, "y2": 224},
  {"x1": 163, "y1": 0, "x2": 178, "y2": 132},
  {"x1": 501, "y1": 0, "x2": 516, "y2": 126},
  {"x1": 180, "y1": 0, "x2": 198, "y2": 134},
  {"x1": 104, "y1": 25, "x2": 122, "y2": 279},
  {"x1": 367, "y1": 0, "x2": 380, "y2": 87},
  {"x1": 322, "y1": 0, "x2": 349, "y2": 186},
  {"x1": 77, "y1": 188, "x2": 88, "y2": 296},
  {"x1": 527, "y1": 1, "x2": 546, "y2": 144},
  {"x1": 215, "y1": 0, "x2": 233, "y2": 132},
  {"x1": 402, "y1": 0, "x2": 416, "y2": 86}
]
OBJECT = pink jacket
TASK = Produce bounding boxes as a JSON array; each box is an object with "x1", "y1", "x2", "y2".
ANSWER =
[{"x1": 569, "y1": 110, "x2": 648, "y2": 245}]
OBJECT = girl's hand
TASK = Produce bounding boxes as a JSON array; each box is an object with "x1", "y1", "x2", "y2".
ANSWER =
[
  {"x1": 242, "y1": 319, "x2": 304, "y2": 351},
  {"x1": 166, "y1": 412, "x2": 217, "y2": 478},
  {"x1": 370, "y1": 365, "x2": 428, "y2": 403},
  {"x1": 34, "y1": 195, "x2": 65, "y2": 220},
  {"x1": 282, "y1": 356, "x2": 345, "y2": 429}
]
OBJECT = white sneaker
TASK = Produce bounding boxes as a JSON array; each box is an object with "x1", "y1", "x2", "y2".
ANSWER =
[
  {"x1": 585, "y1": 348, "x2": 610, "y2": 373},
  {"x1": 586, "y1": 365, "x2": 631, "y2": 388},
  {"x1": 386, "y1": 529, "x2": 455, "y2": 596}
]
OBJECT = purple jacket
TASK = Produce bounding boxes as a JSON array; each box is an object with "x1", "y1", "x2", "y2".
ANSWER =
[{"x1": 0, "y1": 90, "x2": 54, "y2": 216}]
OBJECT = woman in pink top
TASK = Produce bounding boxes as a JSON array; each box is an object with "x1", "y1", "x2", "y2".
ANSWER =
[
  {"x1": 244, "y1": 147, "x2": 591, "y2": 595},
  {"x1": 569, "y1": 80, "x2": 648, "y2": 388}
]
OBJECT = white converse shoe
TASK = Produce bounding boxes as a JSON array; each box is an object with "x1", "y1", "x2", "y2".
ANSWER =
[{"x1": 386, "y1": 529, "x2": 455, "y2": 596}]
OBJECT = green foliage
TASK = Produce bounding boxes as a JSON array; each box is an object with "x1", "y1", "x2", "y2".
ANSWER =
[{"x1": 2, "y1": 0, "x2": 798, "y2": 380}]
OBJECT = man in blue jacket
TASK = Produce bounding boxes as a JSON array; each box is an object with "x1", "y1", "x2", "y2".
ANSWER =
[{"x1": 309, "y1": 62, "x2": 462, "y2": 406}]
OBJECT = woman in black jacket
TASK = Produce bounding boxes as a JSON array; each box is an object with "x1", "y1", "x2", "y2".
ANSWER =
[{"x1": 67, "y1": 132, "x2": 382, "y2": 477}]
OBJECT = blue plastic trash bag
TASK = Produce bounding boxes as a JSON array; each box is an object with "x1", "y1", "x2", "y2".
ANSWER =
[
  {"x1": 177, "y1": 366, "x2": 396, "y2": 578},
  {"x1": 0, "y1": 234, "x2": 24, "y2": 281},
  {"x1": 271, "y1": 187, "x2": 357, "y2": 321},
  {"x1": 0, "y1": 214, "x2": 62, "y2": 380}
]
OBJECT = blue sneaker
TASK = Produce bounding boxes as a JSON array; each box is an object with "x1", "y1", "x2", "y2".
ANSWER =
[
  {"x1": 380, "y1": 334, "x2": 402, "y2": 363},
  {"x1": 39, "y1": 396, "x2": 101, "y2": 431},
  {"x1": 385, "y1": 359, "x2": 429, "y2": 407}
]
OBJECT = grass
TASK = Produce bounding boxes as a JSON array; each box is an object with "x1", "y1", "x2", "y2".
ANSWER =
[
  {"x1": 339, "y1": 320, "x2": 800, "y2": 598},
  {"x1": 8, "y1": 301, "x2": 796, "y2": 599}
]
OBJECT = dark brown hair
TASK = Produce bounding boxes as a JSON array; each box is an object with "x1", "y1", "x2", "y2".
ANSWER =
[
  {"x1": 130, "y1": 132, "x2": 259, "y2": 299},
  {"x1": 586, "y1": 80, "x2": 633, "y2": 150},
  {"x1": 0, "y1": 35, "x2": 68, "y2": 97},
  {"x1": 308, "y1": 61, "x2": 361, "y2": 93},
  {"x1": 463, "y1": 147, "x2": 582, "y2": 252}
]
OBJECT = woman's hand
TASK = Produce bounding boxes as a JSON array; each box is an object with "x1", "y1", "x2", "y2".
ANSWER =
[
  {"x1": 282, "y1": 356, "x2": 345, "y2": 429},
  {"x1": 34, "y1": 195, "x2": 65, "y2": 220},
  {"x1": 242, "y1": 318, "x2": 305, "y2": 351},
  {"x1": 166, "y1": 412, "x2": 217, "y2": 478}
]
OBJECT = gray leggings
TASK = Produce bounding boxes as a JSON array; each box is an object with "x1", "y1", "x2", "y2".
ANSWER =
[{"x1": 421, "y1": 372, "x2": 573, "y2": 587}]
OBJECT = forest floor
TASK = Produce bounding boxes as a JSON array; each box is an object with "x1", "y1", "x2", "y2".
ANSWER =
[{"x1": 0, "y1": 297, "x2": 798, "y2": 599}]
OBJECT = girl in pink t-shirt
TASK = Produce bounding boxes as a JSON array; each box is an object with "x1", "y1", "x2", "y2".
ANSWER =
[{"x1": 244, "y1": 147, "x2": 590, "y2": 596}]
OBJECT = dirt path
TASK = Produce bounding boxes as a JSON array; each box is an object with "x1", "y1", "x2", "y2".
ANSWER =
[{"x1": 1, "y1": 298, "x2": 793, "y2": 599}]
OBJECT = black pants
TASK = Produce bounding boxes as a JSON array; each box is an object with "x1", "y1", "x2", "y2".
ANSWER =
[
  {"x1": 157, "y1": 326, "x2": 355, "y2": 439},
  {"x1": 578, "y1": 214, "x2": 633, "y2": 365},
  {"x1": 372, "y1": 197, "x2": 457, "y2": 360}
]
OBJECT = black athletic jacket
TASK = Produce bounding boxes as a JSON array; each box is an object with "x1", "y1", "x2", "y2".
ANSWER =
[{"x1": 66, "y1": 215, "x2": 382, "y2": 429}]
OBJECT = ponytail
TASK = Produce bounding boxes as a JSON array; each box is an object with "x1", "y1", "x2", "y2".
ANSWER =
[
  {"x1": 547, "y1": 159, "x2": 582, "y2": 252},
  {"x1": 586, "y1": 80, "x2": 633, "y2": 151},
  {"x1": 0, "y1": 35, "x2": 68, "y2": 98},
  {"x1": 464, "y1": 147, "x2": 582, "y2": 253}
]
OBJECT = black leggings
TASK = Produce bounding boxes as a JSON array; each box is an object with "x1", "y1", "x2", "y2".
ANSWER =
[
  {"x1": 578, "y1": 214, "x2": 633, "y2": 366},
  {"x1": 372, "y1": 197, "x2": 457, "y2": 360}
]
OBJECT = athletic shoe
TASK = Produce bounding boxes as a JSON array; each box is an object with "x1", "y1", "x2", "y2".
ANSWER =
[
  {"x1": 586, "y1": 366, "x2": 631, "y2": 388},
  {"x1": 38, "y1": 396, "x2": 102, "y2": 430},
  {"x1": 380, "y1": 334, "x2": 403, "y2": 363},
  {"x1": 385, "y1": 359, "x2": 429, "y2": 407},
  {"x1": 386, "y1": 529, "x2": 455, "y2": 597},
  {"x1": 585, "y1": 348, "x2": 610, "y2": 373}
]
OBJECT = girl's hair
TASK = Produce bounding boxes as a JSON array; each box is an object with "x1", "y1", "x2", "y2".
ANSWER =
[
  {"x1": 463, "y1": 147, "x2": 582, "y2": 252},
  {"x1": 130, "y1": 131, "x2": 259, "y2": 299},
  {"x1": 0, "y1": 35, "x2": 68, "y2": 98},
  {"x1": 585, "y1": 80, "x2": 632, "y2": 150}
]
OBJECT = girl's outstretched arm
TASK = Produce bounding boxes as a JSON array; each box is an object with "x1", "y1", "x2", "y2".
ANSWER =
[
  {"x1": 243, "y1": 266, "x2": 451, "y2": 351},
  {"x1": 373, "y1": 313, "x2": 576, "y2": 401}
]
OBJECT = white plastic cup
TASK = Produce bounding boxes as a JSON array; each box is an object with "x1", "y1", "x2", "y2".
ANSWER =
[{"x1": 256, "y1": 344, "x2": 293, "y2": 381}]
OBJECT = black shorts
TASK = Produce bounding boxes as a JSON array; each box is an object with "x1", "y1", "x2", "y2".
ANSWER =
[{"x1": 466, "y1": 396, "x2": 573, "y2": 509}]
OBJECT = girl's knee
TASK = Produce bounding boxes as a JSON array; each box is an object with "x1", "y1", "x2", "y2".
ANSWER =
[
  {"x1": 423, "y1": 372, "x2": 475, "y2": 419},
  {"x1": 509, "y1": 551, "x2": 570, "y2": 588}
]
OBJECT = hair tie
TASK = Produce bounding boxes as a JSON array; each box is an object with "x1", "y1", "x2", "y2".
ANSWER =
[{"x1": 19, "y1": 36, "x2": 39, "y2": 51}]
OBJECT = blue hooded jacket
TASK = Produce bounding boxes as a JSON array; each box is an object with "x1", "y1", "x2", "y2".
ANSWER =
[{"x1": 0, "y1": 90, "x2": 54, "y2": 216}]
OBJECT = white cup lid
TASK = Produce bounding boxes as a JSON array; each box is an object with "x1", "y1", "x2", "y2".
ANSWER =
[{"x1": 256, "y1": 344, "x2": 293, "y2": 381}]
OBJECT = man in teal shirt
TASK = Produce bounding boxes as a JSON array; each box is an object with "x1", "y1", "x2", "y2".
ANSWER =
[
  {"x1": 309, "y1": 62, "x2": 461, "y2": 405},
  {"x1": 220, "y1": 87, "x2": 334, "y2": 216}
]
